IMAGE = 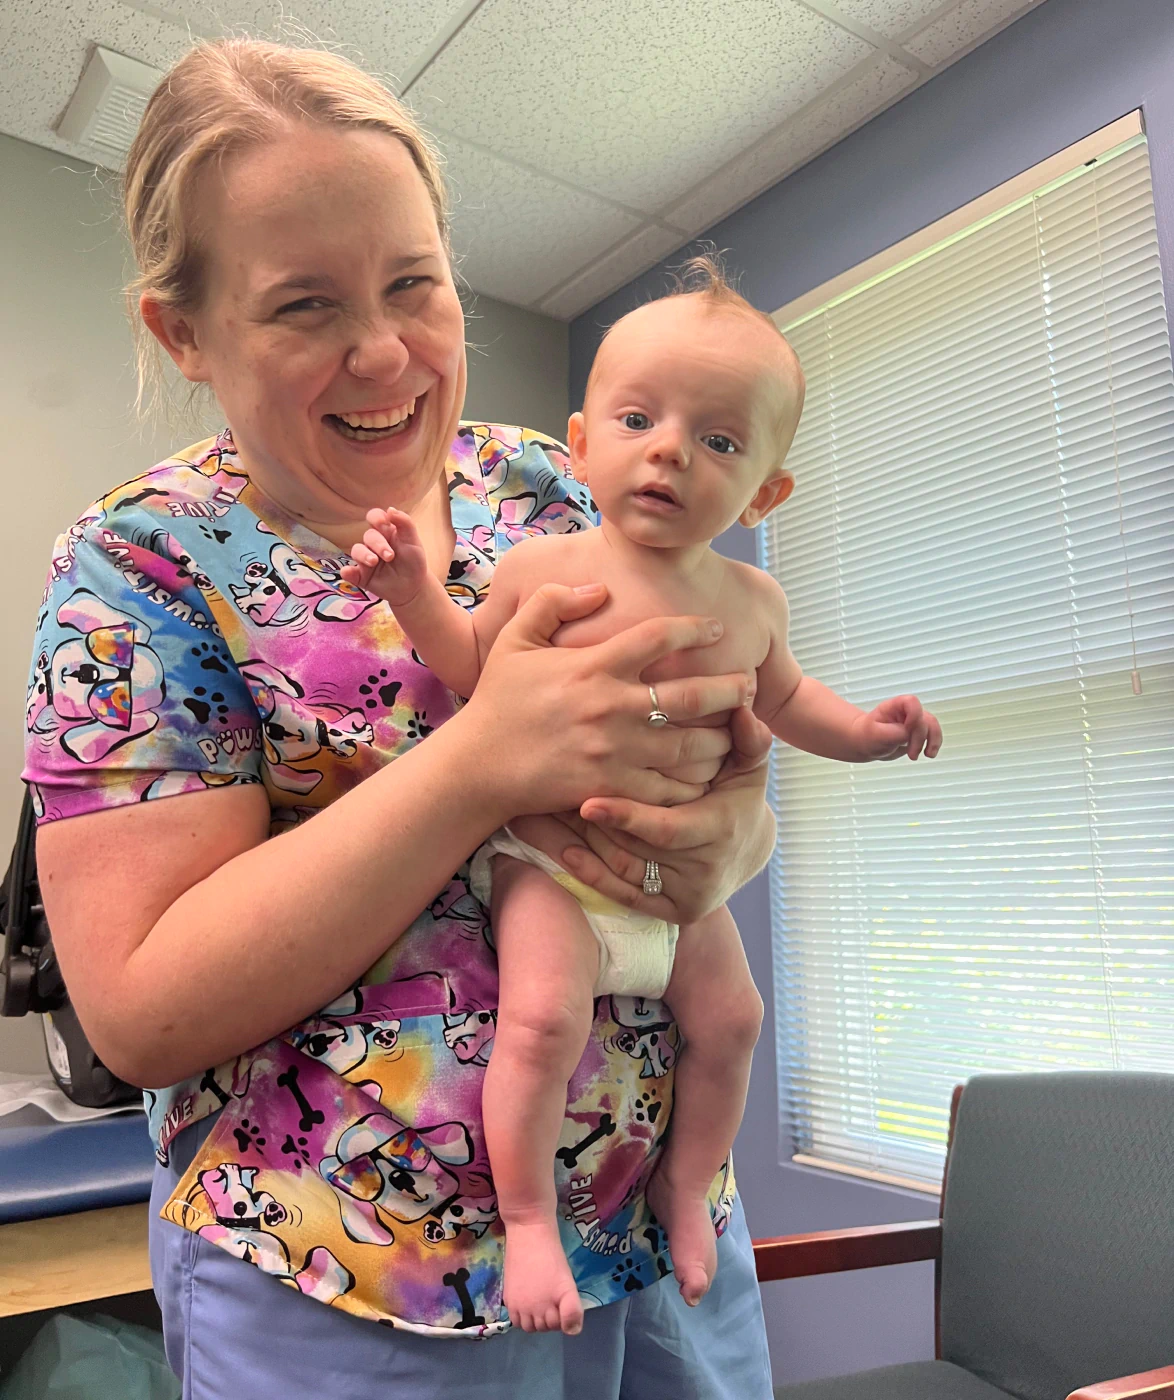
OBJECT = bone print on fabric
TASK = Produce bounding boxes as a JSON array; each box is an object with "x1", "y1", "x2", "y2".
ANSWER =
[{"x1": 23, "y1": 424, "x2": 735, "y2": 1336}]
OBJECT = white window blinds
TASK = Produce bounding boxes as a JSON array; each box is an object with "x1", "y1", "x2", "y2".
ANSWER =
[{"x1": 765, "y1": 128, "x2": 1174, "y2": 1189}]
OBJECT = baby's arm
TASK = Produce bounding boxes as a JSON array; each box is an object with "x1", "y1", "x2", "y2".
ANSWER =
[
  {"x1": 341, "y1": 507, "x2": 524, "y2": 697},
  {"x1": 750, "y1": 570, "x2": 941, "y2": 761}
]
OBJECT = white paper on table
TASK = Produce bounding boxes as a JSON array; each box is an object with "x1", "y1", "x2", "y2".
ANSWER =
[{"x1": 0, "y1": 1070, "x2": 143, "y2": 1124}]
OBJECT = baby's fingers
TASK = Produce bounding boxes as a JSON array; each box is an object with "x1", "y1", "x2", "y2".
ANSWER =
[{"x1": 361, "y1": 527, "x2": 396, "y2": 565}]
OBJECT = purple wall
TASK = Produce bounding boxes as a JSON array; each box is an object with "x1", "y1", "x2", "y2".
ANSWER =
[{"x1": 570, "y1": 0, "x2": 1174, "y2": 1383}]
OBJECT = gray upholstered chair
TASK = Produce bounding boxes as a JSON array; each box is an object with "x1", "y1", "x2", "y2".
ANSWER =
[{"x1": 752, "y1": 1073, "x2": 1174, "y2": 1400}]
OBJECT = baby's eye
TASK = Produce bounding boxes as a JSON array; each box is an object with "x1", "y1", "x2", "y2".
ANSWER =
[
  {"x1": 704, "y1": 435, "x2": 737, "y2": 455},
  {"x1": 624, "y1": 413, "x2": 651, "y2": 430}
]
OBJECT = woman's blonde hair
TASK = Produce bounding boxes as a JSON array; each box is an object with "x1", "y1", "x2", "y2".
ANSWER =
[{"x1": 123, "y1": 38, "x2": 448, "y2": 420}]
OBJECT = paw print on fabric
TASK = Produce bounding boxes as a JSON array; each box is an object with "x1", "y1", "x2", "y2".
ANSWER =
[
  {"x1": 184, "y1": 684, "x2": 231, "y2": 725},
  {"x1": 281, "y1": 1134, "x2": 313, "y2": 1170},
  {"x1": 190, "y1": 640, "x2": 230, "y2": 675},
  {"x1": 633, "y1": 1093, "x2": 662, "y2": 1126},
  {"x1": 358, "y1": 669, "x2": 402, "y2": 712},
  {"x1": 611, "y1": 1257, "x2": 644, "y2": 1293},
  {"x1": 197, "y1": 523, "x2": 232, "y2": 545},
  {"x1": 232, "y1": 1118, "x2": 267, "y2": 1156},
  {"x1": 642, "y1": 1225, "x2": 671, "y2": 1278},
  {"x1": 406, "y1": 711, "x2": 433, "y2": 740}
]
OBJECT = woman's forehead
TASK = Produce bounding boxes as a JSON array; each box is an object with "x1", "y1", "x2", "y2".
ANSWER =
[{"x1": 197, "y1": 126, "x2": 442, "y2": 286}]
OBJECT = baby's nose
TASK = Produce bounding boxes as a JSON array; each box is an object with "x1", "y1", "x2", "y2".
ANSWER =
[{"x1": 648, "y1": 431, "x2": 688, "y2": 467}]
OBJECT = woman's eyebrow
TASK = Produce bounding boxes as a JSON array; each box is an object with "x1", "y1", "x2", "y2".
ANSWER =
[{"x1": 260, "y1": 273, "x2": 338, "y2": 299}]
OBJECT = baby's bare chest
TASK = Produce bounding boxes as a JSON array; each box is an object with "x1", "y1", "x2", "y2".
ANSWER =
[{"x1": 510, "y1": 540, "x2": 770, "y2": 689}]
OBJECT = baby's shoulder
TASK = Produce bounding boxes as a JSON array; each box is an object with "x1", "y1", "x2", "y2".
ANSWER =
[{"x1": 720, "y1": 557, "x2": 789, "y2": 632}]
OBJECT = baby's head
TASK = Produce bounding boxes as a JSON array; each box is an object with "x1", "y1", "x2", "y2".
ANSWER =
[{"x1": 569, "y1": 257, "x2": 805, "y2": 548}]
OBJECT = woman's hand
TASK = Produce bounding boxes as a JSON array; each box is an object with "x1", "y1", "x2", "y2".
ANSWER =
[
  {"x1": 464, "y1": 583, "x2": 756, "y2": 822},
  {"x1": 556, "y1": 705, "x2": 776, "y2": 923}
]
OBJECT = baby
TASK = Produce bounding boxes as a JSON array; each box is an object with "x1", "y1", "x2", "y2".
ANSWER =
[{"x1": 343, "y1": 261, "x2": 942, "y2": 1336}]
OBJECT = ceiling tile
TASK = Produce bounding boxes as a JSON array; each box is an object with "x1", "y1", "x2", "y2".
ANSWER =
[
  {"x1": 412, "y1": 0, "x2": 874, "y2": 215},
  {"x1": 122, "y1": 0, "x2": 470, "y2": 91},
  {"x1": 536, "y1": 224, "x2": 689, "y2": 321},
  {"x1": 664, "y1": 54, "x2": 917, "y2": 236},
  {"x1": 0, "y1": 0, "x2": 471, "y2": 166},
  {"x1": 0, "y1": 1, "x2": 192, "y2": 160},
  {"x1": 903, "y1": 0, "x2": 1043, "y2": 66},
  {"x1": 813, "y1": 0, "x2": 951, "y2": 40},
  {"x1": 440, "y1": 133, "x2": 643, "y2": 308}
]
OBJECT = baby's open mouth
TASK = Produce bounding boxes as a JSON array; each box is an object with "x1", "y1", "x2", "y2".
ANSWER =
[
  {"x1": 637, "y1": 485, "x2": 681, "y2": 507},
  {"x1": 326, "y1": 397, "x2": 419, "y2": 441}
]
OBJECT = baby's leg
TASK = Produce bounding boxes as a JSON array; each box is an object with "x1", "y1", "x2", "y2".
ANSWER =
[
  {"x1": 482, "y1": 853, "x2": 600, "y2": 1336},
  {"x1": 648, "y1": 905, "x2": 763, "y2": 1307}
]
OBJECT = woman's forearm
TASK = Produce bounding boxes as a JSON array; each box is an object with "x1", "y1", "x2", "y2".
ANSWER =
[{"x1": 120, "y1": 717, "x2": 507, "y2": 1086}]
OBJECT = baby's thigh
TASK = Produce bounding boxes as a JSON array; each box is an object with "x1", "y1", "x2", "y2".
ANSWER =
[
  {"x1": 491, "y1": 855, "x2": 600, "y2": 1027},
  {"x1": 665, "y1": 906, "x2": 763, "y2": 1052}
]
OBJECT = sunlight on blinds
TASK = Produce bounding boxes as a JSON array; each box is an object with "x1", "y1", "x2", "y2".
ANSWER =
[{"x1": 765, "y1": 132, "x2": 1174, "y2": 1185}]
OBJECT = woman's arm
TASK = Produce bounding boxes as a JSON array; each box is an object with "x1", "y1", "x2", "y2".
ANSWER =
[{"x1": 38, "y1": 586, "x2": 745, "y2": 1088}]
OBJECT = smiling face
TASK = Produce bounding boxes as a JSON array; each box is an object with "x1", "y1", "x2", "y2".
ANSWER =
[
  {"x1": 570, "y1": 296, "x2": 803, "y2": 549},
  {"x1": 142, "y1": 123, "x2": 467, "y2": 541}
]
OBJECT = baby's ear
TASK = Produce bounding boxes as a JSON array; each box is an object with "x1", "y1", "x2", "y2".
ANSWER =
[
  {"x1": 567, "y1": 412, "x2": 588, "y2": 483},
  {"x1": 740, "y1": 471, "x2": 794, "y2": 529}
]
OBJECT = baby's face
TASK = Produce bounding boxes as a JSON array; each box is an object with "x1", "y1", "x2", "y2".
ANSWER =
[{"x1": 571, "y1": 297, "x2": 801, "y2": 549}]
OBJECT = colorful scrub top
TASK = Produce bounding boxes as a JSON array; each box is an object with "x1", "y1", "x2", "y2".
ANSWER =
[{"x1": 23, "y1": 424, "x2": 734, "y2": 1337}]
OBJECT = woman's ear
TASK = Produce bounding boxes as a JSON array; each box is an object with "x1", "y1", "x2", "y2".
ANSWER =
[
  {"x1": 740, "y1": 471, "x2": 794, "y2": 528},
  {"x1": 567, "y1": 411, "x2": 588, "y2": 483},
  {"x1": 139, "y1": 295, "x2": 211, "y2": 384}
]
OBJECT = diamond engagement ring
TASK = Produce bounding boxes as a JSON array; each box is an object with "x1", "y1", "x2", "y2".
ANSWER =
[
  {"x1": 647, "y1": 684, "x2": 670, "y2": 727},
  {"x1": 643, "y1": 860, "x2": 663, "y2": 896}
]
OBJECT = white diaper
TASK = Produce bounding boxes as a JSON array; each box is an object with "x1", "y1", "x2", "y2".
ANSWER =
[{"x1": 469, "y1": 827, "x2": 679, "y2": 998}]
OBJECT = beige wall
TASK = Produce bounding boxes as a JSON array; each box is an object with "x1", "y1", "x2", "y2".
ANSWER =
[{"x1": 0, "y1": 131, "x2": 569, "y2": 1074}]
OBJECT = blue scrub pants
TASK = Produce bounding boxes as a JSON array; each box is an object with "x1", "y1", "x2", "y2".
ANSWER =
[{"x1": 149, "y1": 1112, "x2": 774, "y2": 1399}]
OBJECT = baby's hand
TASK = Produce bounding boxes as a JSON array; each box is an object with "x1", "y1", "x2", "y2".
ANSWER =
[
  {"x1": 340, "y1": 507, "x2": 429, "y2": 607},
  {"x1": 853, "y1": 695, "x2": 942, "y2": 762}
]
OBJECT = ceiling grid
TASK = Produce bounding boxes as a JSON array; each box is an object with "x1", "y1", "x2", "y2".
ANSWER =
[{"x1": 0, "y1": 0, "x2": 1046, "y2": 318}]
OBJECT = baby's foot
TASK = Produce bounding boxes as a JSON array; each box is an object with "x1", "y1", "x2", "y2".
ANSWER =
[
  {"x1": 646, "y1": 1171, "x2": 718, "y2": 1307},
  {"x1": 502, "y1": 1217, "x2": 584, "y2": 1335}
]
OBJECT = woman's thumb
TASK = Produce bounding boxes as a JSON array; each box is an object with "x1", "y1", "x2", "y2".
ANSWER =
[{"x1": 500, "y1": 582, "x2": 607, "y2": 651}]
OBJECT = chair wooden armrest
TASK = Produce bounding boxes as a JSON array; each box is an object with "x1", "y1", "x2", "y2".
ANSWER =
[
  {"x1": 1066, "y1": 1368, "x2": 1174, "y2": 1400},
  {"x1": 752, "y1": 1220, "x2": 942, "y2": 1283}
]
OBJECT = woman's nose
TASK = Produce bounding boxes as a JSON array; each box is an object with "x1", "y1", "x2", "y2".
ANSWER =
[{"x1": 346, "y1": 321, "x2": 411, "y2": 382}]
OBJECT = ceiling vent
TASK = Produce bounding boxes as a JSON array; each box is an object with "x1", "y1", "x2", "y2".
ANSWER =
[{"x1": 57, "y1": 46, "x2": 164, "y2": 169}]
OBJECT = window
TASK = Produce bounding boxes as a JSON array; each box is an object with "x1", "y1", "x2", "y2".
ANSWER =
[{"x1": 766, "y1": 113, "x2": 1174, "y2": 1190}]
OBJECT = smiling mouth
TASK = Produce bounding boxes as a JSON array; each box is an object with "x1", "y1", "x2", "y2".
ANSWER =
[{"x1": 326, "y1": 396, "x2": 420, "y2": 441}]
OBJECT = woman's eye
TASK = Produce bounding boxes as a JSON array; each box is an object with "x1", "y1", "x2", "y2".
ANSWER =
[
  {"x1": 389, "y1": 276, "x2": 429, "y2": 295},
  {"x1": 278, "y1": 297, "x2": 329, "y2": 315},
  {"x1": 704, "y1": 435, "x2": 737, "y2": 455},
  {"x1": 624, "y1": 413, "x2": 651, "y2": 430}
]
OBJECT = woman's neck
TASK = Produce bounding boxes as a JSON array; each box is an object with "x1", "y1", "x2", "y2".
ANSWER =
[{"x1": 232, "y1": 437, "x2": 456, "y2": 581}]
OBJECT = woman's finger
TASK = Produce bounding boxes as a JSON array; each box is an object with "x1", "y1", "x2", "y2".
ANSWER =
[
  {"x1": 600, "y1": 615, "x2": 724, "y2": 679},
  {"x1": 580, "y1": 797, "x2": 696, "y2": 852},
  {"x1": 643, "y1": 671, "x2": 755, "y2": 723},
  {"x1": 558, "y1": 842, "x2": 679, "y2": 922},
  {"x1": 493, "y1": 582, "x2": 609, "y2": 653}
]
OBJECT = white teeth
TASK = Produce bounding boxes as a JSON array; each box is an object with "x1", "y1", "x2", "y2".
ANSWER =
[{"x1": 336, "y1": 399, "x2": 416, "y2": 430}]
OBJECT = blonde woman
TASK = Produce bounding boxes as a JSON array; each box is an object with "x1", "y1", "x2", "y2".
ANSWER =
[{"x1": 24, "y1": 39, "x2": 775, "y2": 1399}]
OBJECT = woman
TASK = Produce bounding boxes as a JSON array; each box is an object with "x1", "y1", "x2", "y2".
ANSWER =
[{"x1": 24, "y1": 38, "x2": 776, "y2": 1400}]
